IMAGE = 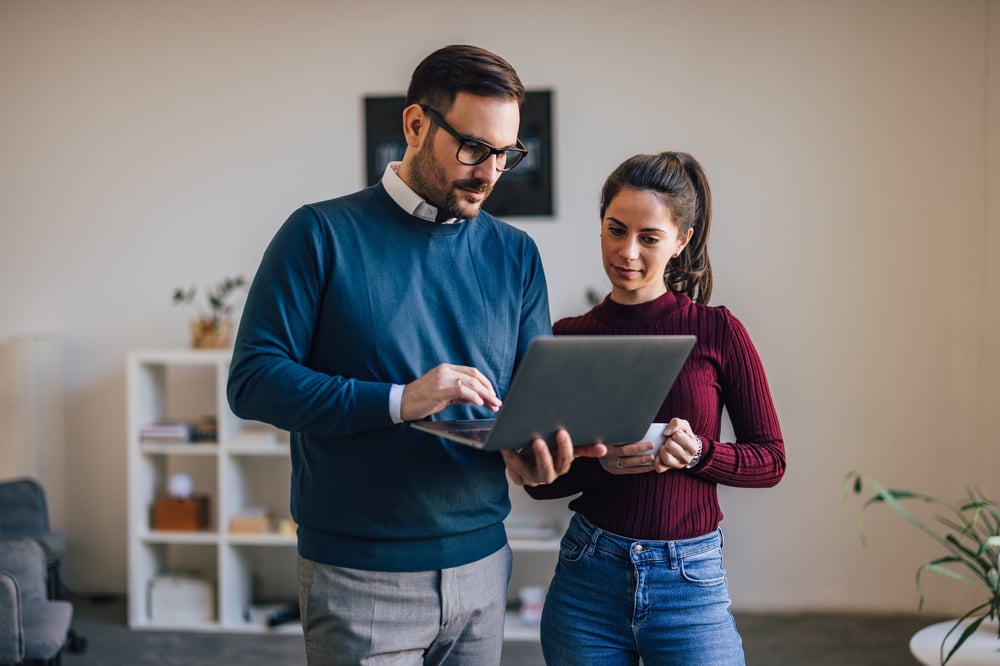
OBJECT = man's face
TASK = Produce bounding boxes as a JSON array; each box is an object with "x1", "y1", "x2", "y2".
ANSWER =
[{"x1": 406, "y1": 92, "x2": 521, "y2": 221}]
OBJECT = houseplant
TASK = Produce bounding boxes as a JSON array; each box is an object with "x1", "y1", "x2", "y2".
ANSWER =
[
  {"x1": 172, "y1": 275, "x2": 246, "y2": 348},
  {"x1": 842, "y1": 471, "x2": 1000, "y2": 665}
]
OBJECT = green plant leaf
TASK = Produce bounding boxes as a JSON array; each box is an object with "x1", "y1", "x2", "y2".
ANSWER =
[
  {"x1": 941, "y1": 608, "x2": 989, "y2": 665},
  {"x1": 921, "y1": 560, "x2": 985, "y2": 587},
  {"x1": 171, "y1": 276, "x2": 247, "y2": 324},
  {"x1": 843, "y1": 470, "x2": 1000, "y2": 662}
]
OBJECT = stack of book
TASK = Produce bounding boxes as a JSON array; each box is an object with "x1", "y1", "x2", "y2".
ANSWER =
[
  {"x1": 139, "y1": 422, "x2": 192, "y2": 442},
  {"x1": 229, "y1": 507, "x2": 271, "y2": 534}
]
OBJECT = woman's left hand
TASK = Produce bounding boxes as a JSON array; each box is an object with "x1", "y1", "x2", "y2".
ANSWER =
[
  {"x1": 653, "y1": 418, "x2": 701, "y2": 472},
  {"x1": 600, "y1": 441, "x2": 658, "y2": 475}
]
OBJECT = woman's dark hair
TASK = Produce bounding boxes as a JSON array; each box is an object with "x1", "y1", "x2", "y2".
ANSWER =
[
  {"x1": 405, "y1": 44, "x2": 525, "y2": 113},
  {"x1": 600, "y1": 151, "x2": 714, "y2": 303}
]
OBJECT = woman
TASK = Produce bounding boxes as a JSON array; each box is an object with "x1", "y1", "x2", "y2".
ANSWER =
[{"x1": 525, "y1": 151, "x2": 785, "y2": 666}]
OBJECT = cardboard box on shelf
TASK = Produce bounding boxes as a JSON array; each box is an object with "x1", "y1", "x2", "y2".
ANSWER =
[
  {"x1": 149, "y1": 574, "x2": 214, "y2": 622},
  {"x1": 152, "y1": 495, "x2": 210, "y2": 531}
]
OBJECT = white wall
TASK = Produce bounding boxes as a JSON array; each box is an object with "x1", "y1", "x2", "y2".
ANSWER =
[
  {"x1": 1, "y1": 0, "x2": 997, "y2": 614},
  {"x1": 0, "y1": 336, "x2": 67, "y2": 528}
]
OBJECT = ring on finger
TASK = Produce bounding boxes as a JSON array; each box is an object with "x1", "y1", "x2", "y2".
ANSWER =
[{"x1": 616, "y1": 456, "x2": 624, "y2": 469}]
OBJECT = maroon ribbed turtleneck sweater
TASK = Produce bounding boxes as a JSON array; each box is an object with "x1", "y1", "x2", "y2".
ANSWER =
[{"x1": 526, "y1": 290, "x2": 785, "y2": 540}]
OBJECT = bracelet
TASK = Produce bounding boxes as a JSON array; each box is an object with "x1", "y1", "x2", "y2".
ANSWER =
[{"x1": 684, "y1": 436, "x2": 703, "y2": 469}]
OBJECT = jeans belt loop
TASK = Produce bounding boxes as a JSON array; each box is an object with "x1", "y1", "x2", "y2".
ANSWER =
[
  {"x1": 585, "y1": 520, "x2": 602, "y2": 557},
  {"x1": 667, "y1": 541, "x2": 679, "y2": 570}
]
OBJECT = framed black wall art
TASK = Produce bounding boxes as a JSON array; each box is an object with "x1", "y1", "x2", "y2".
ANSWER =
[{"x1": 363, "y1": 90, "x2": 554, "y2": 218}]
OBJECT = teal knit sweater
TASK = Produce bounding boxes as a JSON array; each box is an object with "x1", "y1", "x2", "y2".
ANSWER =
[{"x1": 227, "y1": 184, "x2": 551, "y2": 571}]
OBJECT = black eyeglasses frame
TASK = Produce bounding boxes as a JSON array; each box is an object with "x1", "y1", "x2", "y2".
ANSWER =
[{"x1": 419, "y1": 105, "x2": 528, "y2": 172}]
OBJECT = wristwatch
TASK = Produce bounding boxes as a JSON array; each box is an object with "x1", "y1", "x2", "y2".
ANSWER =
[{"x1": 685, "y1": 436, "x2": 703, "y2": 469}]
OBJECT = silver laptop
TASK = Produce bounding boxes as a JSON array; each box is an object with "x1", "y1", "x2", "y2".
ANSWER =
[{"x1": 410, "y1": 335, "x2": 696, "y2": 451}]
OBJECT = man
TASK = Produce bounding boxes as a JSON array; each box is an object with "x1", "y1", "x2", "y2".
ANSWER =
[{"x1": 227, "y1": 44, "x2": 606, "y2": 665}]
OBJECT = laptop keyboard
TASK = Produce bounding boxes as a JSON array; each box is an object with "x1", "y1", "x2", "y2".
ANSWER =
[{"x1": 449, "y1": 428, "x2": 491, "y2": 442}]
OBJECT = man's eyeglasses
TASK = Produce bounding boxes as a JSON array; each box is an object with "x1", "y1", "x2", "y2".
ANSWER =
[{"x1": 420, "y1": 105, "x2": 528, "y2": 172}]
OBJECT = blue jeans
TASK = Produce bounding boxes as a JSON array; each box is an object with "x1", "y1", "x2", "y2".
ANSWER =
[{"x1": 540, "y1": 514, "x2": 745, "y2": 666}]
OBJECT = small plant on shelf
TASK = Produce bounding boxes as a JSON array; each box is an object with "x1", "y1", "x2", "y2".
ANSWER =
[
  {"x1": 842, "y1": 471, "x2": 1000, "y2": 665},
  {"x1": 172, "y1": 275, "x2": 247, "y2": 348}
]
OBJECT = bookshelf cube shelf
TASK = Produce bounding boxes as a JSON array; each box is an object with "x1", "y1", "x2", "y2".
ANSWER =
[
  {"x1": 127, "y1": 349, "x2": 293, "y2": 632},
  {"x1": 127, "y1": 348, "x2": 567, "y2": 639}
]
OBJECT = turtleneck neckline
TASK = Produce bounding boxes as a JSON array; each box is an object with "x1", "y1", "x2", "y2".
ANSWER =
[{"x1": 593, "y1": 290, "x2": 691, "y2": 326}]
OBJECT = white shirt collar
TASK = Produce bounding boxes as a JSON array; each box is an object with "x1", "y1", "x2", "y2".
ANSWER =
[{"x1": 381, "y1": 162, "x2": 462, "y2": 224}]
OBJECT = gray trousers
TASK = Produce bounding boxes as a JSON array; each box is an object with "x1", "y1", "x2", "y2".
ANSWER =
[{"x1": 297, "y1": 545, "x2": 512, "y2": 665}]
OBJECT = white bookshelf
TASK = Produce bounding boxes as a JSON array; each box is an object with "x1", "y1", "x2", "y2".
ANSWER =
[{"x1": 126, "y1": 348, "x2": 565, "y2": 640}]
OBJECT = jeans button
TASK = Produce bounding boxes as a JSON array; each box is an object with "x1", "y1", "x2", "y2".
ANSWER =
[{"x1": 633, "y1": 544, "x2": 643, "y2": 553}]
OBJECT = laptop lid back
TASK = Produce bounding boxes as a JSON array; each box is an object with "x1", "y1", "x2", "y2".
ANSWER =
[{"x1": 412, "y1": 335, "x2": 696, "y2": 451}]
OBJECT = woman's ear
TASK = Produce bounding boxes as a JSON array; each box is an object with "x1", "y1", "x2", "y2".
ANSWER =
[
  {"x1": 402, "y1": 104, "x2": 429, "y2": 148},
  {"x1": 675, "y1": 227, "x2": 695, "y2": 256}
]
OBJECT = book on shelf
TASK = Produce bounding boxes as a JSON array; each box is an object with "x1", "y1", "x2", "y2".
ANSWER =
[
  {"x1": 139, "y1": 422, "x2": 192, "y2": 442},
  {"x1": 139, "y1": 416, "x2": 218, "y2": 443},
  {"x1": 229, "y1": 507, "x2": 271, "y2": 534}
]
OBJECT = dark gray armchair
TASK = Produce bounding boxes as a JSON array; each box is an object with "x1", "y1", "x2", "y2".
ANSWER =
[
  {"x1": 0, "y1": 479, "x2": 64, "y2": 600},
  {"x1": 0, "y1": 536, "x2": 73, "y2": 665},
  {"x1": 0, "y1": 478, "x2": 85, "y2": 659}
]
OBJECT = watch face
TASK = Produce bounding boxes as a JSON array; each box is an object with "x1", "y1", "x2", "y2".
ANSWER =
[{"x1": 685, "y1": 455, "x2": 700, "y2": 469}]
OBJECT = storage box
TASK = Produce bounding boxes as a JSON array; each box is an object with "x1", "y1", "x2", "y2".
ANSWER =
[
  {"x1": 148, "y1": 575, "x2": 214, "y2": 622},
  {"x1": 229, "y1": 513, "x2": 271, "y2": 534},
  {"x1": 153, "y1": 495, "x2": 210, "y2": 531}
]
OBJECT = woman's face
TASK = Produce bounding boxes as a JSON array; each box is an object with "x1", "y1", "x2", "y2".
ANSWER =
[{"x1": 601, "y1": 187, "x2": 692, "y2": 305}]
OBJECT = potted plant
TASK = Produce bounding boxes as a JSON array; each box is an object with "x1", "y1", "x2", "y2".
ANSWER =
[
  {"x1": 843, "y1": 471, "x2": 1000, "y2": 665},
  {"x1": 172, "y1": 275, "x2": 247, "y2": 348}
]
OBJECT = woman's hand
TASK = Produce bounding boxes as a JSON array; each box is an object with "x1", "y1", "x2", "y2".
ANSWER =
[
  {"x1": 653, "y1": 418, "x2": 702, "y2": 472},
  {"x1": 600, "y1": 441, "x2": 658, "y2": 475}
]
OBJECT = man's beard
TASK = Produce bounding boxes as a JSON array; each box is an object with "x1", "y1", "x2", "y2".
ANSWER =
[{"x1": 409, "y1": 141, "x2": 493, "y2": 221}]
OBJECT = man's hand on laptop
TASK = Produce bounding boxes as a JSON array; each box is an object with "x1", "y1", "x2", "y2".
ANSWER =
[
  {"x1": 502, "y1": 429, "x2": 608, "y2": 487},
  {"x1": 401, "y1": 364, "x2": 502, "y2": 422}
]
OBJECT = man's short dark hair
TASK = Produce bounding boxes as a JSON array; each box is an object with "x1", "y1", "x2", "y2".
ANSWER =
[{"x1": 405, "y1": 44, "x2": 525, "y2": 113}]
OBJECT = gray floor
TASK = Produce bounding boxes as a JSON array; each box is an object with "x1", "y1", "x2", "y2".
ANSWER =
[{"x1": 60, "y1": 594, "x2": 940, "y2": 665}]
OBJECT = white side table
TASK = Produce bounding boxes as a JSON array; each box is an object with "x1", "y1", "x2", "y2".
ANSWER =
[{"x1": 909, "y1": 619, "x2": 1000, "y2": 665}]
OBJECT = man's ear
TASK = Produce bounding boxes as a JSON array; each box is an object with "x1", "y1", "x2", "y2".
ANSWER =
[{"x1": 402, "y1": 104, "x2": 429, "y2": 148}]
